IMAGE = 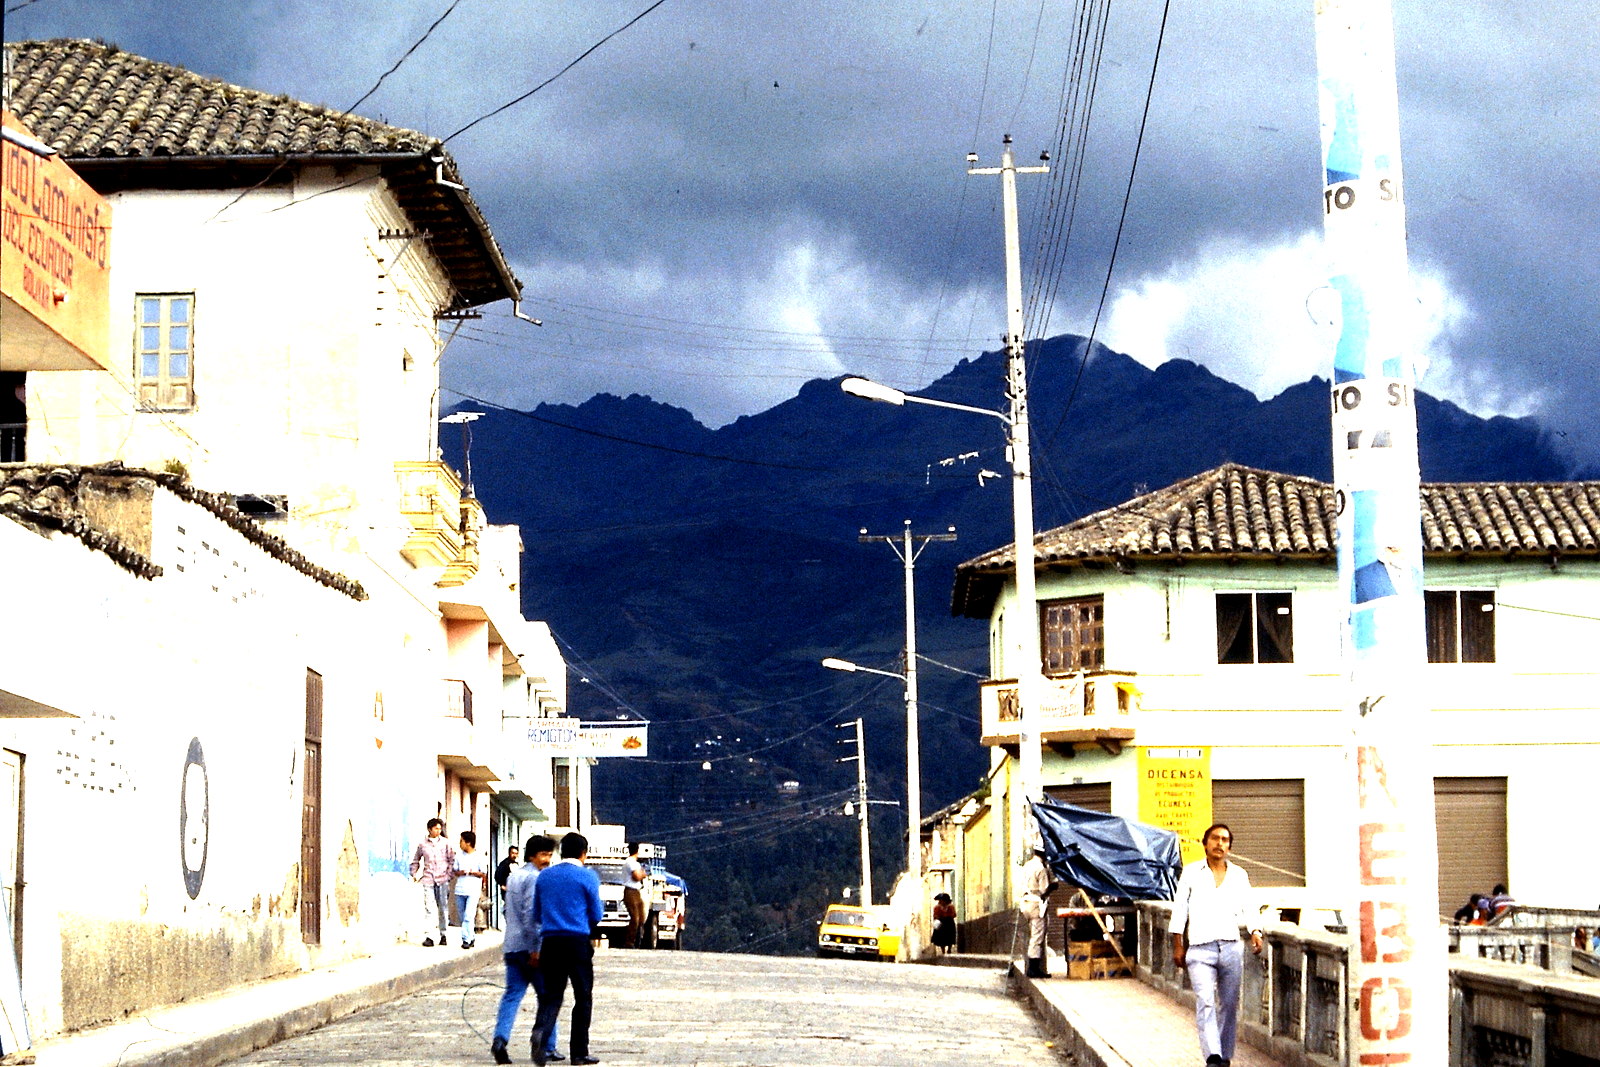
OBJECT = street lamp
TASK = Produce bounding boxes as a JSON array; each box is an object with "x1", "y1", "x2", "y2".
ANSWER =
[
  {"x1": 439, "y1": 410, "x2": 484, "y2": 498},
  {"x1": 838, "y1": 371, "x2": 1044, "y2": 870}
]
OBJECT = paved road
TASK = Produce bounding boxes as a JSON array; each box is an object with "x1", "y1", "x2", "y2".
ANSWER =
[{"x1": 228, "y1": 950, "x2": 1065, "y2": 1066}]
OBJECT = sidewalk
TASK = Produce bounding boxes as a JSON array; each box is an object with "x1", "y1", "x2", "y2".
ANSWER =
[
  {"x1": 1009, "y1": 961, "x2": 1287, "y2": 1067},
  {"x1": 20, "y1": 934, "x2": 503, "y2": 1067}
]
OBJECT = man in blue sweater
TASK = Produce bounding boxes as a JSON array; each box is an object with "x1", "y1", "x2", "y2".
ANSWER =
[{"x1": 529, "y1": 832, "x2": 603, "y2": 1067}]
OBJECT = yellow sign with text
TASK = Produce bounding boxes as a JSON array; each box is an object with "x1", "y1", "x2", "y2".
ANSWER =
[{"x1": 1137, "y1": 746, "x2": 1211, "y2": 865}]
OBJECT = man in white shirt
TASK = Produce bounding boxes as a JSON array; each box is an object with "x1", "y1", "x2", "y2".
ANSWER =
[
  {"x1": 455, "y1": 830, "x2": 488, "y2": 949},
  {"x1": 1170, "y1": 823, "x2": 1263, "y2": 1067}
]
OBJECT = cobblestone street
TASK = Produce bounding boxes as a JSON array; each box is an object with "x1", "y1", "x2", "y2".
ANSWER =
[{"x1": 228, "y1": 950, "x2": 1063, "y2": 1067}]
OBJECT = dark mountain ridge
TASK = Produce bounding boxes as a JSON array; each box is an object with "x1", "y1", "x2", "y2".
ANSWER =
[{"x1": 449, "y1": 335, "x2": 1576, "y2": 951}]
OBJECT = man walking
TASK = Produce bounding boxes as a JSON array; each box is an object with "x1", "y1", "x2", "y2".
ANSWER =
[
  {"x1": 455, "y1": 830, "x2": 487, "y2": 948},
  {"x1": 409, "y1": 818, "x2": 456, "y2": 948},
  {"x1": 491, "y1": 835, "x2": 559, "y2": 1065},
  {"x1": 529, "y1": 832, "x2": 603, "y2": 1067},
  {"x1": 1170, "y1": 823, "x2": 1263, "y2": 1067}
]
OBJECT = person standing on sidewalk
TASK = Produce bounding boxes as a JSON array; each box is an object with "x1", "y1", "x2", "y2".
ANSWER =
[
  {"x1": 622, "y1": 842, "x2": 648, "y2": 948},
  {"x1": 409, "y1": 818, "x2": 456, "y2": 948},
  {"x1": 495, "y1": 845, "x2": 521, "y2": 900},
  {"x1": 529, "y1": 832, "x2": 603, "y2": 1067},
  {"x1": 455, "y1": 830, "x2": 488, "y2": 948},
  {"x1": 1170, "y1": 823, "x2": 1263, "y2": 1067},
  {"x1": 491, "y1": 835, "x2": 559, "y2": 1065}
]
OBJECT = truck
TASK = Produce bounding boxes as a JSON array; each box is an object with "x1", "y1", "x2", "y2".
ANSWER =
[{"x1": 586, "y1": 830, "x2": 684, "y2": 948}]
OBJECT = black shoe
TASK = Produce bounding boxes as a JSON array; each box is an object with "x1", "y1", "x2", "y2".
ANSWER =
[
  {"x1": 439, "y1": 939, "x2": 451, "y2": 948},
  {"x1": 546, "y1": 1053, "x2": 566, "y2": 1062},
  {"x1": 491, "y1": 1038, "x2": 512, "y2": 1065},
  {"x1": 570, "y1": 1058, "x2": 599, "y2": 1065},
  {"x1": 463, "y1": 940, "x2": 475, "y2": 949},
  {"x1": 531, "y1": 1029, "x2": 548, "y2": 1067},
  {"x1": 1206, "y1": 1056, "x2": 1224, "y2": 1066}
]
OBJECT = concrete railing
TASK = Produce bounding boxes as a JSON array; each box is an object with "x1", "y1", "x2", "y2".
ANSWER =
[{"x1": 1136, "y1": 901, "x2": 1600, "y2": 1067}]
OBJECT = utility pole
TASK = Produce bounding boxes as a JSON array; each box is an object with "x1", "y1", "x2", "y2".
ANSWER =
[
  {"x1": 968, "y1": 136, "x2": 1049, "y2": 870},
  {"x1": 836, "y1": 718, "x2": 871, "y2": 905},
  {"x1": 1313, "y1": 0, "x2": 1443, "y2": 1059},
  {"x1": 859, "y1": 520, "x2": 956, "y2": 886}
]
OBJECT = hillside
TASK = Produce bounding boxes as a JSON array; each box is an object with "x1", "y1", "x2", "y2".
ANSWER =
[{"x1": 450, "y1": 335, "x2": 1573, "y2": 951}]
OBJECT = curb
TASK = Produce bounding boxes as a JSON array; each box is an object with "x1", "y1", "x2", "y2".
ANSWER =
[
  {"x1": 36, "y1": 943, "x2": 501, "y2": 1067},
  {"x1": 1008, "y1": 961, "x2": 1133, "y2": 1067}
]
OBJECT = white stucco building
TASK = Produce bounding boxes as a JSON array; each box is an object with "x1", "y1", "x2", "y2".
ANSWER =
[
  {"x1": 1, "y1": 39, "x2": 585, "y2": 1038},
  {"x1": 950, "y1": 463, "x2": 1600, "y2": 927}
]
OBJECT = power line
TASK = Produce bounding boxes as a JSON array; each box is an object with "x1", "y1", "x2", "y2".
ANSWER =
[
  {"x1": 444, "y1": 0, "x2": 672, "y2": 143},
  {"x1": 347, "y1": 0, "x2": 464, "y2": 113}
]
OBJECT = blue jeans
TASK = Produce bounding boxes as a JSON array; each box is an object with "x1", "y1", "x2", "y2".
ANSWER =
[
  {"x1": 1186, "y1": 939, "x2": 1244, "y2": 1060},
  {"x1": 495, "y1": 952, "x2": 558, "y2": 1051},
  {"x1": 422, "y1": 883, "x2": 450, "y2": 940},
  {"x1": 456, "y1": 891, "x2": 479, "y2": 945}
]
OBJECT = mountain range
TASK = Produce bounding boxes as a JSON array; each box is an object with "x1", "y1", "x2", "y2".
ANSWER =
[{"x1": 447, "y1": 335, "x2": 1578, "y2": 951}]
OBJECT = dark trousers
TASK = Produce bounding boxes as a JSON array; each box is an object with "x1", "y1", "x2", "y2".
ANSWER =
[
  {"x1": 623, "y1": 886, "x2": 645, "y2": 947},
  {"x1": 533, "y1": 934, "x2": 594, "y2": 1058}
]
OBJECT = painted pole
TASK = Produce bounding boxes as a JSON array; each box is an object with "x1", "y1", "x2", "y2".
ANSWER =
[{"x1": 1313, "y1": 1, "x2": 1445, "y2": 1061}]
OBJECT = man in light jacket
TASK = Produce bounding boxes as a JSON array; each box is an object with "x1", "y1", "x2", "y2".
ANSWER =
[
  {"x1": 1170, "y1": 823, "x2": 1264, "y2": 1067},
  {"x1": 491, "y1": 835, "x2": 558, "y2": 1065}
]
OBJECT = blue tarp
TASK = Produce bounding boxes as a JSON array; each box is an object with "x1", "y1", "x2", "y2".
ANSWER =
[{"x1": 1030, "y1": 800, "x2": 1183, "y2": 901}]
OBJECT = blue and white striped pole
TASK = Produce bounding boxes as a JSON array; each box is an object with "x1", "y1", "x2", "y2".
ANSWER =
[{"x1": 1315, "y1": 0, "x2": 1445, "y2": 1061}]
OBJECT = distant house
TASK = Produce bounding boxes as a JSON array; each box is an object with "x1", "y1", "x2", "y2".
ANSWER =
[
  {"x1": 1, "y1": 38, "x2": 579, "y2": 1038},
  {"x1": 949, "y1": 463, "x2": 1600, "y2": 937}
]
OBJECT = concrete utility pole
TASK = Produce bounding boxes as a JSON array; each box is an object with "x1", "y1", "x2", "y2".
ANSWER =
[
  {"x1": 1313, "y1": 1, "x2": 1445, "y2": 1060},
  {"x1": 836, "y1": 718, "x2": 872, "y2": 905},
  {"x1": 968, "y1": 137, "x2": 1049, "y2": 869},
  {"x1": 859, "y1": 520, "x2": 957, "y2": 884}
]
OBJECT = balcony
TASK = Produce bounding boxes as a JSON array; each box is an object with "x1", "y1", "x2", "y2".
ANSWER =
[
  {"x1": 394, "y1": 460, "x2": 485, "y2": 582},
  {"x1": 979, "y1": 669, "x2": 1138, "y2": 754},
  {"x1": 437, "y1": 678, "x2": 498, "y2": 785}
]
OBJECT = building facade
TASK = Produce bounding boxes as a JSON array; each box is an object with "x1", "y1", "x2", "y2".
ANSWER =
[
  {"x1": 1, "y1": 39, "x2": 587, "y2": 1039},
  {"x1": 950, "y1": 463, "x2": 1600, "y2": 930}
]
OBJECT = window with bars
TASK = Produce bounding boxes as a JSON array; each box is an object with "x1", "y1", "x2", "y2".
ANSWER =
[
  {"x1": 1040, "y1": 595, "x2": 1104, "y2": 675},
  {"x1": 135, "y1": 293, "x2": 195, "y2": 409},
  {"x1": 1425, "y1": 590, "x2": 1495, "y2": 663},
  {"x1": 1216, "y1": 591, "x2": 1294, "y2": 664}
]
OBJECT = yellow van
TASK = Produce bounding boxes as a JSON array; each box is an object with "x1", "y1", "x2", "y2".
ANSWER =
[{"x1": 816, "y1": 904, "x2": 900, "y2": 961}]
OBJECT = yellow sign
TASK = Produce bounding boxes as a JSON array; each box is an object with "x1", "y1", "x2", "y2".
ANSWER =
[
  {"x1": 1, "y1": 111, "x2": 111, "y2": 371},
  {"x1": 1137, "y1": 746, "x2": 1211, "y2": 864}
]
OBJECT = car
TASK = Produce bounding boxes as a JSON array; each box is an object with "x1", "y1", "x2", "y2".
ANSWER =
[{"x1": 816, "y1": 904, "x2": 900, "y2": 961}]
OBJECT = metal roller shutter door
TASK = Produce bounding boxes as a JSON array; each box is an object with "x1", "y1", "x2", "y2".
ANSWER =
[
  {"x1": 1434, "y1": 777, "x2": 1506, "y2": 921},
  {"x1": 1044, "y1": 783, "x2": 1112, "y2": 811},
  {"x1": 1211, "y1": 779, "x2": 1307, "y2": 887}
]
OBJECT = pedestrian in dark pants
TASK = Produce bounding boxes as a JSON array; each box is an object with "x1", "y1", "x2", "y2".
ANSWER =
[
  {"x1": 491, "y1": 835, "x2": 559, "y2": 1065},
  {"x1": 529, "y1": 832, "x2": 603, "y2": 1067}
]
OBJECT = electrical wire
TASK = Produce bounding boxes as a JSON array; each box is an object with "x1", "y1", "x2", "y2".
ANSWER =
[
  {"x1": 347, "y1": 0, "x2": 463, "y2": 113},
  {"x1": 444, "y1": 0, "x2": 673, "y2": 144}
]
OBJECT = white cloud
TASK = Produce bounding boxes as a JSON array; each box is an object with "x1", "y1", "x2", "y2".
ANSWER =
[{"x1": 1099, "y1": 233, "x2": 1536, "y2": 419}]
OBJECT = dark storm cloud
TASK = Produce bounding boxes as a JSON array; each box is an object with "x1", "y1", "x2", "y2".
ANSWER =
[{"x1": 7, "y1": 1, "x2": 1596, "y2": 466}]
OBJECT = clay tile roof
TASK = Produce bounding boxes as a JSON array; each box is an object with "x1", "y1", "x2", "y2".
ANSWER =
[
  {"x1": 4, "y1": 38, "x2": 518, "y2": 311},
  {"x1": 1, "y1": 463, "x2": 366, "y2": 599},
  {"x1": 951, "y1": 463, "x2": 1600, "y2": 618}
]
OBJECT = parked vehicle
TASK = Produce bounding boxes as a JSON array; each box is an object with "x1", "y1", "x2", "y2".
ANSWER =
[{"x1": 816, "y1": 904, "x2": 900, "y2": 961}]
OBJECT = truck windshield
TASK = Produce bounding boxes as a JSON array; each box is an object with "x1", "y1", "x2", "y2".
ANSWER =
[{"x1": 824, "y1": 909, "x2": 870, "y2": 927}]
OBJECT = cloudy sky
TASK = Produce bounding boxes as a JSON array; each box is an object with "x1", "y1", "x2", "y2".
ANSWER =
[{"x1": 8, "y1": 1, "x2": 1597, "y2": 466}]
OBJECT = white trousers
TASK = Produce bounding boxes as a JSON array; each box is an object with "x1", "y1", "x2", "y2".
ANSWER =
[{"x1": 1186, "y1": 938, "x2": 1244, "y2": 1061}]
